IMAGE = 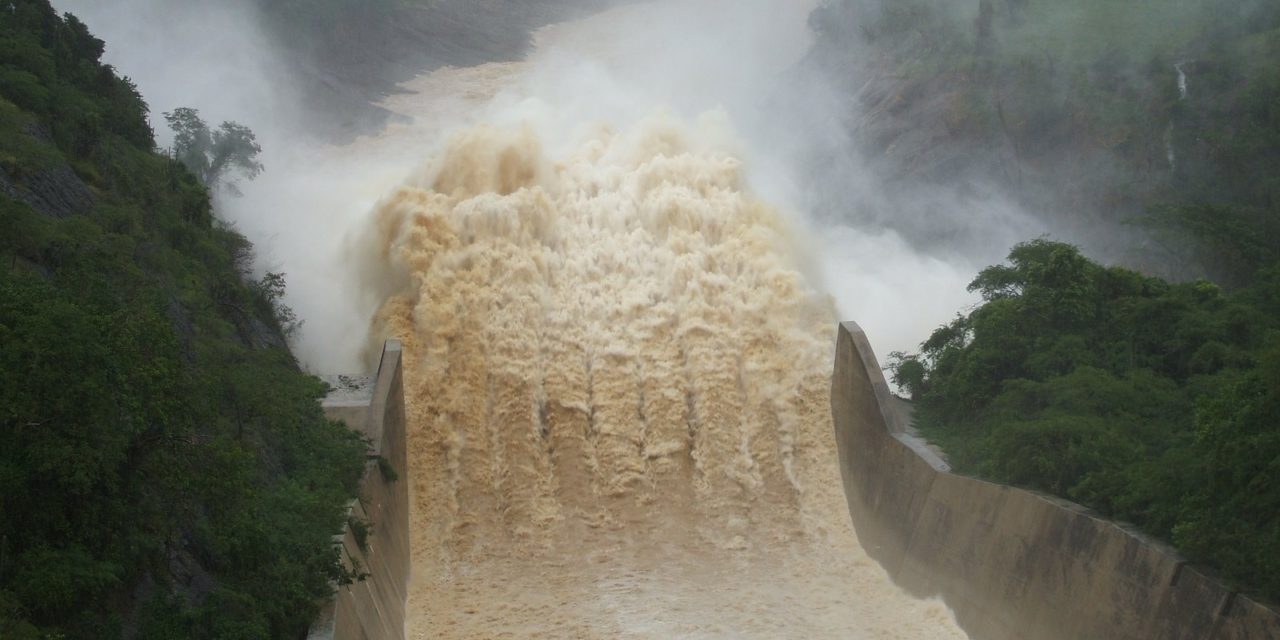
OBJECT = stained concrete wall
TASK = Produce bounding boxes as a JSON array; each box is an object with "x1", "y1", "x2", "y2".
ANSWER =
[
  {"x1": 832, "y1": 321, "x2": 1280, "y2": 640},
  {"x1": 309, "y1": 341, "x2": 409, "y2": 640}
]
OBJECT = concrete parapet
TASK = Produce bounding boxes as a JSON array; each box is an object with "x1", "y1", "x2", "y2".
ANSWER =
[
  {"x1": 309, "y1": 341, "x2": 409, "y2": 640},
  {"x1": 832, "y1": 321, "x2": 1280, "y2": 640}
]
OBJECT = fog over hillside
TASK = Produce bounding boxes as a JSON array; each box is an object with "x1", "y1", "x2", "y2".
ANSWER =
[
  {"x1": 52, "y1": 0, "x2": 999, "y2": 372},
  {"x1": 53, "y1": 0, "x2": 1279, "y2": 370}
]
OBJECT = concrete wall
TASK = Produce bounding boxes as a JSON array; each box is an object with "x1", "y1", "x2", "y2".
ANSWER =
[
  {"x1": 309, "y1": 341, "x2": 409, "y2": 640},
  {"x1": 832, "y1": 321, "x2": 1280, "y2": 640}
]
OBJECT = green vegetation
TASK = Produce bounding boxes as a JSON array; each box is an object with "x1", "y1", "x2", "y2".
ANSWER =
[
  {"x1": 163, "y1": 108, "x2": 263, "y2": 196},
  {"x1": 895, "y1": 242, "x2": 1280, "y2": 600},
  {"x1": 0, "y1": 1, "x2": 367, "y2": 637},
  {"x1": 840, "y1": 0, "x2": 1280, "y2": 604}
]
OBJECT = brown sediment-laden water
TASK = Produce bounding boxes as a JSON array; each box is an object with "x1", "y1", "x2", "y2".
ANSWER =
[{"x1": 356, "y1": 2, "x2": 970, "y2": 637}]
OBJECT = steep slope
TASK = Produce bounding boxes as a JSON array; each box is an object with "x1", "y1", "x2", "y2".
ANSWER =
[{"x1": 0, "y1": 2, "x2": 367, "y2": 637}]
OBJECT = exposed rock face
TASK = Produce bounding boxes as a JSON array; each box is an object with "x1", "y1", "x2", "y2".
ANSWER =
[
  {"x1": 0, "y1": 165, "x2": 20, "y2": 202},
  {"x1": 0, "y1": 123, "x2": 94, "y2": 219},
  {"x1": 166, "y1": 296, "x2": 196, "y2": 363},
  {"x1": 0, "y1": 163, "x2": 95, "y2": 219},
  {"x1": 244, "y1": 315, "x2": 288, "y2": 351},
  {"x1": 800, "y1": 4, "x2": 1176, "y2": 271}
]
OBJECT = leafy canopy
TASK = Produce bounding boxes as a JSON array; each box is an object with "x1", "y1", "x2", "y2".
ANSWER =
[
  {"x1": 896, "y1": 240, "x2": 1280, "y2": 602},
  {"x1": 1, "y1": 2, "x2": 367, "y2": 637},
  {"x1": 164, "y1": 107, "x2": 263, "y2": 196}
]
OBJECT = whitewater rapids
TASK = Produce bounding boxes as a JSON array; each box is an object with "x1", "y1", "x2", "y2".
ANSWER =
[
  {"x1": 358, "y1": 2, "x2": 969, "y2": 638},
  {"x1": 367, "y1": 120, "x2": 968, "y2": 640}
]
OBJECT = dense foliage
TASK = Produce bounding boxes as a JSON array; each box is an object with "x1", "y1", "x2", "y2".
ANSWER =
[
  {"x1": 815, "y1": 0, "x2": 1280, "y2": 605},
  {"x1": 893, "y1": 240, "x2": 1280, "y2": 601},
  {"x1": 0, "y1": 2, "x2": 367, "y2": 638}
]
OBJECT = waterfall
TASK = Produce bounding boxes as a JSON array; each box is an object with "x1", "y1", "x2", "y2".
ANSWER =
[{"x1": 1167, "y1": 62, "x2": 1190, "y2": 171}]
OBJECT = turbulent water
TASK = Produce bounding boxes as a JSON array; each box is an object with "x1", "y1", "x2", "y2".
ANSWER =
[
  {"x1": 49, "y1": 0, "x2": 969, "y2": 634},
  {"x1": 370, "y1": 114, "x2": 965, "y2": 638},
  {"x1": 343, "y1": 2, "x2": 970, "y2": 637}
]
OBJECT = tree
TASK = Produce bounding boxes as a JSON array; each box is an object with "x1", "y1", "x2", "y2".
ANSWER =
[
  {"x1": 163, "y1": 107, "x2": 263, "y2": 195},
  {"x1": 0, "y1": 5, "x2": 366, "y2": 635},
  {"x1": 898, "y1": 238, "x2": 1280, "y2": 602},
  {"x1": 887, "y1": 351, "x2": 928, "y2": 399},
  {"x1": 254, "y1": 271, "x2": 303, "y2": 338},
  {"x1": 1174, "y1": 337, "x2": 1280, "y2": 597}
]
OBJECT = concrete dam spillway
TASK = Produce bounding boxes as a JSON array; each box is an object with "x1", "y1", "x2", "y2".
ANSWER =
[
  {"x1": 36, "y1": 0, "x2": 1280, "y2": 636},
  {"x1": 368, "y1": 119, "x2": 966, "y2": 638},
  {"x1": 317, "y1": 2, "x2": 964, "y2": 637},
  {"x1": 310, "y1": 3, "x2": 1280, "y2": 636}
]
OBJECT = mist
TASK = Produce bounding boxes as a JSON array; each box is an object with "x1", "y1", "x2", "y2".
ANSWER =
[
  {"x1": 53, "y1": 0, "x2": 427, "y2": 372},
  {"x1": 15, "y1": 3, "x2": 1277, "y2": 634},
  {"x1": 49, "y1": 0, "x2": 1023, "y2": 372}
]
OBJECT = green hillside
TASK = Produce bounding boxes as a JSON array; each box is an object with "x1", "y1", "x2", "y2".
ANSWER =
[
  {"x1": 0, "y1": 1, "x2": 367, "y2": 638},
  {"x1": 832, "y1": 0, "x2": 1280, "y2": 604},
  {"x1": 893, "y1": 240, "x2": 1280, "y2": 600}
]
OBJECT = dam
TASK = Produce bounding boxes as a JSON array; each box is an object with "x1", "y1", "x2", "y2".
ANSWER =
[
  {"x1": 46, "y1": 0, "x2": 1275, "y2": 636},
  {"x1": 313, "y1": 326, "x2": 1280, "y2": 639},
  {"x1": 367, "y1": 117, "x2": 965, "y2": 638},
  {"x1": 298, "y1": 3, "x2": 1280, "y2": 639},
  {"x1": 289, "y1": 5, "x2": 968, "y2": 636},
  {"x1": 8, "y1": 0, "x2": 1276, "y2": 636}
]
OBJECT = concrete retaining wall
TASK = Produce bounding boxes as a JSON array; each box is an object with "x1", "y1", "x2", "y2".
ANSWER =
[
  {"x1": 832, "y1": 321, "x2": 1280, "y2": 640},
  {"x1": 309, "y1": 341, "x2": 409, "y2": 640}
]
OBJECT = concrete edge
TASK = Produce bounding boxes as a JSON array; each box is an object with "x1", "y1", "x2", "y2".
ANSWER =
[
  {"x1": 841, "y1": 321, "x2": 952, "y2": 473},
  {"x1": 308, "y1": 339, "x2": 408, "y2": 640},
  {"x1": 833, "y1": 320, "x2": 1280, "y2": 639}
]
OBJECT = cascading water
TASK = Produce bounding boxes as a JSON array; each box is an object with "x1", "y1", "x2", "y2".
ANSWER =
[
  {"x1": 1167, "y1": 61, "x2": 1191, "y2": 171},
  {"x1": 372, "y1": 112, "x2": 966, "y2": 640},
  {"x1": 358, "y1": 3, "x2": 971, "y2": 637},
  {"x1": 55, "y1": 0, "x2": 977, "y2": 635}
]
